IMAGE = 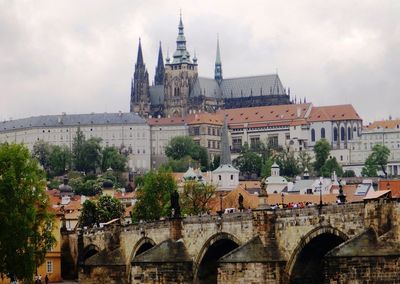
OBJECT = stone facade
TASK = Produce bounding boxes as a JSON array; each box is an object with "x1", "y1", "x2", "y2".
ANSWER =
[
  {"x1": 325, "y1": 255, "x2": 400, "y2": 283},
  {"x1": 72, "y1": 200, "x2": 400, "y2": 284}
]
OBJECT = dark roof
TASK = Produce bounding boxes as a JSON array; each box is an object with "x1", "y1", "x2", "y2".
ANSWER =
[
  {"x1": 85, "y1": 248, "x2": 125, "y2": 266},
  {"x1": 132, "y1": 239, "x2": 192, "y2": 264},
  {"x1": 326, "y1": 228, "x2": 400, "y2": 257},
  {"x1": 188, "y1": 74, "x2": 285, "y2": 99},
  {"x1": 149, "y1": 85, "x2": 164, "y2": 105},
  {"x1": 0, "y1": 112, "x2": 146, "y2": 132},
  {"x1": 190, "y1": 77, "x2": 222, "y2": 98},
  {"x1": 219, "y1": 236, "x2": 285, "y2": 263},
  {"x1": 220, "y1": 74, "x2": 285, "y2": 99}
]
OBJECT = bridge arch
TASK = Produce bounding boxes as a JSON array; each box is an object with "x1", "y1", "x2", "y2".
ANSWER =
[
  {"x1": 286, "y1": 226, "x2": 348, "y2": 283},
  {"x1": 194, "y1": 232, "x2": 241, "y2": 284},
  {"x1": 130, "y1": 236, "x2": 156, "y2": 260},
  {"x1": 81, "y1": 244, "x2": 100, "y2": 264}
]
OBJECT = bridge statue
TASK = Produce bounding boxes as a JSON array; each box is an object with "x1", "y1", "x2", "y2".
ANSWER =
[{"x1": 170, "y1": 190, "x2": 181, "y2": 218}]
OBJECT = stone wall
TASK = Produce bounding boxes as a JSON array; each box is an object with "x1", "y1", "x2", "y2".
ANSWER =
[
  {"x1": 131, "y1": 262, "x2": 193, "y2": 284},
  {"x1": 79, "y1": 266, "x2": 127, "y2": 284},
  {"x1": 325, "y1": 256, "x2": 400, "y2": 283},
  {"x1": 218, "y1": 262, "x2": 286, "y2": 284}
]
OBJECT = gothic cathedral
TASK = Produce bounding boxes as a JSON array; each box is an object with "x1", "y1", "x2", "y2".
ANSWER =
[{"x1": 130, "y1": 15, "x2": 291, "y2": 118}]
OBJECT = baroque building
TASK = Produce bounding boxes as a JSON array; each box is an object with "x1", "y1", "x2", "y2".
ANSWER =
[{"x1": 130, "y1": 15, "x2": 291, "y2": 118}]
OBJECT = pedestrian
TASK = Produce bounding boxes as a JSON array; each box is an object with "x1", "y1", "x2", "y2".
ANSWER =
[
  {"x1": 38, "y1": 274, "x2": 42, "y2": 284},
  {"x1": 45, "y1": 275, "x2": 49, "y2": 284},
  {"x1": 34, "y1": 275, "x2": 38, "y2": 284}
]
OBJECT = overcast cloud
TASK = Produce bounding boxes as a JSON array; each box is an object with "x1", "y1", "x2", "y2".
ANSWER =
[{"x1": 1, "y1": 0, "x2": 399, "y2": 123}]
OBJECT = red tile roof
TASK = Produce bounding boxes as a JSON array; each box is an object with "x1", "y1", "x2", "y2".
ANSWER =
[
  {"x1": 308, "y1": 104, "x2": 361, "y2": 122},
  {"x1": 218, "y1": 103, "x2": 312, "y2": 127},
  {"x1": 366, "y1": 119, "x2": 400, "y2": 130},
  {"x1": 379, "y1": 180, "x2": 400, "y2": 198}
]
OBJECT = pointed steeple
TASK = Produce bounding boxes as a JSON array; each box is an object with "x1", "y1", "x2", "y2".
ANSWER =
[
  {"x1": 130, "y1": 38, "x2": 150, "y2": 115},
  {"x1": 220, "y1": 115, "x2": 231, "y2": 165},
  {"x1": 172, "y1": 12, "x2": 191, "y2": 64},
  {"x1": 136, "y1": 38, "x2": 144, "y2": 66},
  {"x1": 214, "y1": 35, "x2": 223, "y2": 83},
  {"x1": 154, "y1": 41, "x2": 165, "y2": 85}
]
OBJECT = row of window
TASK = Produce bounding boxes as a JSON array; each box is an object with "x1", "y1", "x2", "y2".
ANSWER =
[
  {"x1": 207, "y1": 127, "x2": 221, "y2": 136},
  {"x1": 208, "y1": 140, "x2": 220, "y2": 149},
  {"x1": 311, "y1": 126, "x2": 359, "y2": 142}
]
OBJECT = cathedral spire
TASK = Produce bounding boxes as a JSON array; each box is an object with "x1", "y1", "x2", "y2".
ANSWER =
[
  {"x1": 136, "y1": 38, "x2": 144, "y2": 66},
  {"x1": 172, "y1": 12, "x2": 191, "y2": 64},
  {"x1": 154, "y1": 41, "x2": 165, "y2": 85},
  {"x1": 214, "y1": 35, "x2": 223, "y2": 83},
  {"x1": 220, "y1": 115, "x2": 231, "y2": 165}
]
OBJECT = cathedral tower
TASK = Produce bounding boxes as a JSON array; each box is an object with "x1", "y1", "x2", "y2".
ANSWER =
[
  {"x1": 214, "y1": 36, "x2": 223, "y2": 83},
  {"x1": 130, "y1": 39, "x2": 150, "y2": 117},
  {"x1": 164, "y1": 14, "x2": 198, "y2": 117},
  {"x1": 154, "y1": 42, "x2": 165, "y2": 85}
]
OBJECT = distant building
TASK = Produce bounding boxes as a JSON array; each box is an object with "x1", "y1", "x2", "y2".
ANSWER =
[
  {"x1": 346, "y1": 119, "x2": 400, "y2": 176},
  {"x1": 130, "y1": 15, "x2": 291, "y2": 118},
  {"x1": 0, "y1": 112, "x2": 151, "y2": 171}
]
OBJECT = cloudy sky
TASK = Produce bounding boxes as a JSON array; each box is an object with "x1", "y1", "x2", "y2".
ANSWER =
[{"x1": 1, "y1": 0, "x2": 399, "y2": 123}]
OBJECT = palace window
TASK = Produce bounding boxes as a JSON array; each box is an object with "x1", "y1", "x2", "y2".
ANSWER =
[
  {"x1": 311, "y1": 129, "x2": 316, "y2": 142},
  {"x1": 192, "y1": 127, "x2": 200, "y2": 136},
  {"x1": 250, "y1": 136, "x2": 260, "y2": 150},
  {"x1": 232, "y1": 137, "x2": 242, "y2": 152},
  {"x1": 321, "y1": 128, "x2": 326, "y2": 139},
  {"x1": 333, "y1": 128, "x2": 338, "y2": 141}
]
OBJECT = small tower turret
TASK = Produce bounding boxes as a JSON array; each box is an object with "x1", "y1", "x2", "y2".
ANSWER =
[
  {"x1": 154, "y1": 41, "x2": 165, "y2": 86},
  {"x1": 214, "y1": 35, "x2": 223, "y2": 83}
]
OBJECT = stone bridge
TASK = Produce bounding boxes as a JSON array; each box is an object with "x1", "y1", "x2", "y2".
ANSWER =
[{"x1": 68, "y1": 198, "x2": 400, "y2": 283}]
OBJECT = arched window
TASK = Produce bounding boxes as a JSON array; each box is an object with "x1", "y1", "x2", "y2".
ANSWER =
[
  {"x1": 347, "y1": 127, "x2": 351, "y2": 140},
  {"x1": 334, "y1": 127, "x2": 338, "y2": 141},
  {"x1": 311, "y1": 129, "x2": 316, "y2": 142},
  {"x1": 321, "y1": 128, "x2": 326, "y2": 139},
  {"x1": 340, "y1": 127, "x2": 345, "y2": 141}
]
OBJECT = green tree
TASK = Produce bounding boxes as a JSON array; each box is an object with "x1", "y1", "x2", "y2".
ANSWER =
[
  {"x1": 165, "y1": 136, "x2": 209, "y2": 170},
  {"x1": 233, "y1": 151, "x2": 262, "y2": 178},
  {"x1": 321, "y1": 157, "x2": 343, "y2": 177},
  {"x1": 48, "y1": 145, "x2": 71, "y2": 176},
  {"x1": 0, "y1": 143, "x2": 55, "y2": 281},
  {"x1": 79, "y1": 199, "x2": 98, "y2": 227},
  {"x1": 210, "y1": 155, "x2": 220, "y2": 171},
  {"x1": 361, "y1": 144, "x2": 390, "y2": 177},
  {"x1": 298, "y1": 150, "x2": 313, "y2": 173},
  {"x1": 181, "y1": 180, "x2": 215, "y2": 215},
  {"x1": 32, "y1": 140, "x2": 51, "y2": 171},
  {"x1": 343, "y1": 170, "x2": 356, "y2": 177},
  {"x1": 79, "y1": 196, "x2": 124, "y2": 227},
  {"x1": 313, "y1": 139, "x2": 331, "y2": 176},
  {"x1": 72, "y1": 127, "x2": 86, "y2": 172},
  {"x1": 131, "y1": 170, "x2": 177, "y2": 222},
  {"x1": 261, "y1": 158, "x2": 274, "y2": 178},
  {"x1": 96, "y1": 195, "x2": 125, "y2": 223},
  {"x1": 101, "y1": 146, "x2": 127, "y2": 172},
  {"x1": 81, "y1": 138, "x2": 102, "y2": 173},
  {"x1": 275, "y1": 150, "x2": 300, "y2": 178}
]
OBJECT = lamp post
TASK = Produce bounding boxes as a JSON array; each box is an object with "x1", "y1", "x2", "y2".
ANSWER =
[{"x1": 281, "y1": 192, "x2": 285, "y2": 208}]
